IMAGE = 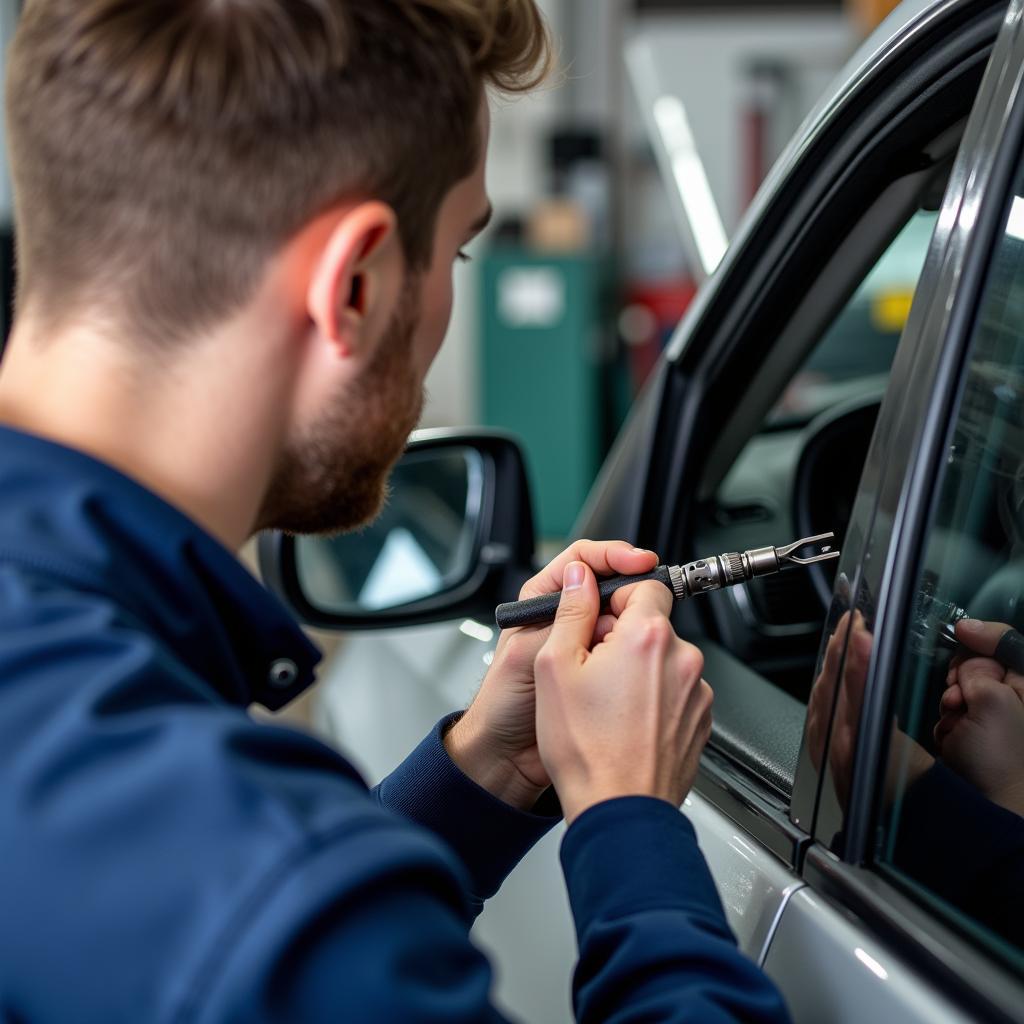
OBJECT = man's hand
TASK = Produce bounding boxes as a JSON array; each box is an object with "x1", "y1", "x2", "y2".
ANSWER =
[
  {"x1": 445, "y1": 541, "x2": 660, "y2": 812},
  {"x1": 935, "y1": 619, "x2": 1024, "y2": 816},
  {"x1": 531, "y1": 560, "x2": 712, "y2": 825}
]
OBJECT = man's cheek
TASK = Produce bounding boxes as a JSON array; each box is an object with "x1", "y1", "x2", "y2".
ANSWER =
[{"x1": 419, "y1": 295, "x2": 453, "y2": 368}]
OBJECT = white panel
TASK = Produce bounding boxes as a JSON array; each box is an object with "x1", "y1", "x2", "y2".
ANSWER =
[
  {"x1": 685, "y1": 789, "x2": 802, "y2": 960},
  {"x1": 764, "y1": 889, "x2": 973, "y2": 1024}
]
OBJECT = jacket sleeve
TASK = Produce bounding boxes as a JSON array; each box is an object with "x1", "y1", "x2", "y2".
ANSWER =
[
  {"x1": 372, "y1": 714, "x2": 560, "y2": 911},
  {"x1": 562, "y1": 797, "x2": 793, "y2": 1024}
]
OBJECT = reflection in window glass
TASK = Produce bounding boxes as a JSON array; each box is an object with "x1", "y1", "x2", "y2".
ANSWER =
[{"x1": 876, "y1": 182, "x2": 1024, "y2": 968}]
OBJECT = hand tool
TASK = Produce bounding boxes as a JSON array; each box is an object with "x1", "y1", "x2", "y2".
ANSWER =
[{"x1": 494, "y1": 532, "x2": 840, "y2": 630}]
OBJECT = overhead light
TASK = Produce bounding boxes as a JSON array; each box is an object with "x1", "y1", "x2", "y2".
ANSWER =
[{"x1": 653, "y1": 95, "x2": 729, "y2": 276}]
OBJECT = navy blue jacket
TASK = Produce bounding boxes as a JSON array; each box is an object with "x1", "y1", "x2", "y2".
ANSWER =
[{"x1": 0, "y1": 425, "x2": 790, "y2": 1023}]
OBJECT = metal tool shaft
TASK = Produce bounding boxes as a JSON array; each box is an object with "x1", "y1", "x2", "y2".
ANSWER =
[{"x1": 494, "y1": 533, "x2": 839, "y2": 630}]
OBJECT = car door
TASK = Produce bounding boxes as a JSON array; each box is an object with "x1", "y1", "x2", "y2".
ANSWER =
[{"x1": 769, "y1": 0, "x2": 1024, "y2": 1019}]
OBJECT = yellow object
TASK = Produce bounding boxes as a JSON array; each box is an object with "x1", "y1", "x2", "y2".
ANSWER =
[
  {"x1": 872, "y1": 289, "x2": 915, "y2": 333},
  {"x1": 526, "y1": 198, "x2": 592, "y2": 254},
  {"x1": 847, "y1": 0, "x2": 902, "y2": 33}
]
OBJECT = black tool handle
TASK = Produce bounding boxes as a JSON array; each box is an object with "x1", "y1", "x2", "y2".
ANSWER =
[
  {"x1": 995, "y1": 627, "x2": 1024, "y2": 675},
  {"x1": 495, "y1": 565, "x2": 675, "y2": 630}
]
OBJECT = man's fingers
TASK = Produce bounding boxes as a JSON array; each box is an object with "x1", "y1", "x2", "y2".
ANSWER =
[
  {"x1": 538, "y1": 562, "x2": 601, "y2": 664},
  {"x1": 956, "y1": 619, "x2": 1013, "y2": 658},
  {"x1": 610, "y1": 578, "x2": 674, "y2": 624},
  {"x1": 934, "y1": 712, "x2": 959, "y2": 748},
  {"x1": 519, "y1": 540, "x2": 658, "y2": 600},
  {"x1": 1006, "y1": 674, "x2": 1024, "y2": 704},
  {"x1": 814, "y1": 612, "x2": 851, "y2": 695},
  {"x1": 592, "y1": 614, "x2": 617, "y2": 646},
  {"x1": 958, "y1": 657, "x2": 1008, "y2": 709},
  {"x1": 939, "y1": 682, "x2": 964, "y2": 716}
]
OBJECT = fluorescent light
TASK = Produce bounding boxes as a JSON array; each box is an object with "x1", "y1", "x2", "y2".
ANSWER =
[{"x1": 653, "y1": 95, "x2": 729, "y2": 275}]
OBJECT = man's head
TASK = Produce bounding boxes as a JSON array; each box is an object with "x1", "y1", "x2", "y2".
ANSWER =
[{"x1": 4, "y1": 0, "x2": 549, "y2": 538}]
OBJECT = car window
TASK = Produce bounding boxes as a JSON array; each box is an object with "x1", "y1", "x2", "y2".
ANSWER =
[
  {"x1": 707, "y1": 208, "x2": 939, "y2": 701},
  {"x1": 873, "y1": 165, "x2": 1024, "y2": 968}
]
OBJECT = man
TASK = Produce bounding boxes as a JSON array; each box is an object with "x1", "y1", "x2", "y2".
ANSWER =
[{"x1": 0, "y1": 2, "x2": 790, "y2": 1021}]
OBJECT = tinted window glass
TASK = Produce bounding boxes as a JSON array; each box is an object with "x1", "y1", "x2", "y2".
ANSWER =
[{"x1": 874, "y1": 172, "x2": 1024, "y2": 967}]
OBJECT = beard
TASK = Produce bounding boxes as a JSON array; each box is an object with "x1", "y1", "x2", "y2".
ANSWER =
[{"x1": 256, "y1": 288, "x2": 425, "y2": 536}]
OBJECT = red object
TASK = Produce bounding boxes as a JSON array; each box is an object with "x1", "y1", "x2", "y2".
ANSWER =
[
  {"x1": 622, "y1": 279, "x2": 697, "y2": 393},
  {"x1": 745, "y1": 104, "x2": 769, "y2": 206}
]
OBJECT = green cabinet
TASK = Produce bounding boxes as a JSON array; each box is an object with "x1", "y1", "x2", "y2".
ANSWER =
[{"x1": 480, "y1": 251, "x2": 607, "y2": 539}]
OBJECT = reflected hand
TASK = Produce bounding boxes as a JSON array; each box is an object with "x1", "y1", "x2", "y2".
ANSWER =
[
  {"x1": 936, "y1": 619, "x2": 1024, "y2": 816},
  {"x1": 806, "y1": 611, "x2": 873, "y2": 809},
  {"x1": 807, "y1": 611, "x2": 932, "y2": 811},
  {"x1": 445, "y1": 540, "x2": 659, "y2": 811}
]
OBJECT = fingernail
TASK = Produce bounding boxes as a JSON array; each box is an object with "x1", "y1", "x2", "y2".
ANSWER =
[
  {"x1": 564, "y1": 563, "x2": 585, "y2": 591},
  {"x1": 631, "y1": 546, "x2": 653, "y2": 555},
  {"x1": 958, "y1": 618, "x2": 983, "y2": 633}
]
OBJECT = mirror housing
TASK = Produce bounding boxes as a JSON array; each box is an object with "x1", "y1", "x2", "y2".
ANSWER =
[{"x1": 258, "y1": 429, "x2": 536, "y2": 630}]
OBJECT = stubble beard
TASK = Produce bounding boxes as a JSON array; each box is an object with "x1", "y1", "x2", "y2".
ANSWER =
[{"x1": 256, "y1": 289, "x2": 425, "y2": 536}]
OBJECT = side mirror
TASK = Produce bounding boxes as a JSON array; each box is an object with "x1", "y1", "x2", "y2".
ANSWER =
[{"x1": 258, "y1": 429, "x2": 536, "y2": 630}]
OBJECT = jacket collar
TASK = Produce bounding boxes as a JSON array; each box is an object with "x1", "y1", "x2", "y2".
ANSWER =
[{"x1": 0, "y1": 425, "x2": 321, "y2": 710}]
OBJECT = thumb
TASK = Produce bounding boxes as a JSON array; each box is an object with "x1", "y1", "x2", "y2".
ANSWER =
[
  {"x1": 956, "y1": 619, "x2": 1013, "y2": 658},
  {"x1": 544, "y1": 561, "x2": 600, "y2": 661}
]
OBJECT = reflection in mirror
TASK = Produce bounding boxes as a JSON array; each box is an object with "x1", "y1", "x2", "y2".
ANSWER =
[{"x1": 295, "y1": 448, "x2": 484, "y2": 614}]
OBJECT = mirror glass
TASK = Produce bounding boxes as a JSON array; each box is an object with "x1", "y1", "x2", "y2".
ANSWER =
[{"x1": 294, "y1": 447, "x2": 484, "y2": 615}]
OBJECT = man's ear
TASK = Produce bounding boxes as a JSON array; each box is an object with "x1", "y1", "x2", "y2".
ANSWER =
[{"x1": 307, "y1": 201, "x2": 403, "y2": 357}]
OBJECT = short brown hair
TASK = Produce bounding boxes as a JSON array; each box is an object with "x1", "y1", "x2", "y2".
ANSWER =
[{"x1": 6, "y1": 0, "x2": 550, "y2": 344}]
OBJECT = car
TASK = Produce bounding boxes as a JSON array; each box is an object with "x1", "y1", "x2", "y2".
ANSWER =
[{"x1": 260, "y1": 0, "x2": 1024, "y2": 1019}]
